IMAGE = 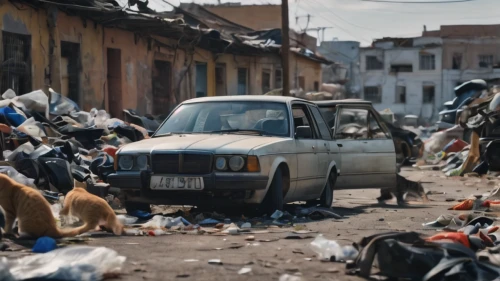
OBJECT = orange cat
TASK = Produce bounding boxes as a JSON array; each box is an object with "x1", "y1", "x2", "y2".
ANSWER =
[
  {"x1": 60, "y1": 187, "x2": 123, "y2": 235},
  {"x1": 0, "y1": 173, "x2": 81, "y2": 238}
]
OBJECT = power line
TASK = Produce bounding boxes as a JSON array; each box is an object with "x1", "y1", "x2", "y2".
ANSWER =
[
  {"x1": 298, "y1": 0, "x2": 372, "y2": 43},
  {"x1": 308, "y1": 0, "x2": 379, "y2": 32}
]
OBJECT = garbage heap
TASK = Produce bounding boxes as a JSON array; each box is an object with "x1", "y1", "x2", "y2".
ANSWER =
[
  {"x1": 0, "y1": 88, "x2": 162, "y2": 201},
  {"x1": 415, "y1": 85, "x2": 500, "y2": 177}
]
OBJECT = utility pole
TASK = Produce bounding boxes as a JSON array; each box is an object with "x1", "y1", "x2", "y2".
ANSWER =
[
  {"x1": 304, "y1": 27, "x2": 332, "y2": 43},
  {"x1": 281, "y1": 0, "x2": 290, "y2": 96}
]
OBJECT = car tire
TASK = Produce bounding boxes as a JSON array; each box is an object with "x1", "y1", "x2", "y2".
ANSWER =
[
  {"x1": 260, "y1": 168, "x2": 284, "y2": 215},
  {"x1": 125, "y1": 201, "x2": 152, "y2": 214},
  {"x1": 319, "y1": 171, "x2": 336, "y2": 208}
]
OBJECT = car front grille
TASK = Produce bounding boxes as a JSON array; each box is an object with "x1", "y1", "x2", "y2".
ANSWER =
[{"x1": 152, "y1": 153, "x2": 213, "y2": 174}]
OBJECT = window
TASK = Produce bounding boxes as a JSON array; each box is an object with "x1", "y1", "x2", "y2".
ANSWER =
[
  {"x1": 364, "y1": 86, "x2": 381, "y2": 103},
  {"x1": 366, "y1": 55, "x2": 383, "y2": 70},
  {"x1": 309, "y1": 105, "x2": 332, "y2": 140},
  {"x1": 318, "y1": 106, "x2": 337, "y2": 129},
  {"x1": 390, "y1": 65, "x2": 412, "y2": 73},
  {"x1": 335, "y1": 108, "x2": 368, "y2": 140},
  {"x1": 274, "y1": 68, "x2": 282, "y2": 89},
  {"x1": 419, "y1": 54, "x2": 435, "y2": 70},
  {"x1": 237, "y1": 68, "x2": 247, "y2": 95},
  {"x1": 292, "y1": 104, "x2": 317, "y2": 139},
  {"x1": 452, "y1": 53, "x2": 462, "y2": 70},
  {"x1": 479, "y1": 55, "x2": 494, "y2": 68},
  {"x1": 368, "y1": 113, "x2": 389, "y2": 139},
  {"x1": 423, "y1": 84, "x2": 435, "y2": 104},
  {"x1": 1, "y1": 31, "x2": 32, "y2": 95},
  {"x1": 261, "y1": 69, "x2": 271, "y2": 94},
  {"x1": 314, "y1": 81, "x2": 319, "y2": 92},
  {"x1": 395, "y1": 86, "x2": 406, "y2": 103}
]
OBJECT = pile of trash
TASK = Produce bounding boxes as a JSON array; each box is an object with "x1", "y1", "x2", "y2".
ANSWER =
[
  {"x1": 415, "y1": 84, "x2": 500, "y2": 178},
  {"x1": 310, "y1": 207, "x2": 500, "y2": 281},
  {"x1": 115, "y1": 206, "x2": 342, "y2": 237},
  {"x1": 0, "y1": 88, "x2": 162, "y2": 200}
]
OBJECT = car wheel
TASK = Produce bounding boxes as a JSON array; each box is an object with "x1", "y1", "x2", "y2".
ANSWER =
[
  {"x1": 260, "y1": 168, "x2": 284, "y2": 215},
  {"x1": 306, "y1": 169, "x2": 336, "y2": 208},
  {"x1": 319, "y1": 170, "x2": 336, "y2": 208},
  {"x1": 125, "y1": 201, "x2": 152, "y2": 214}
]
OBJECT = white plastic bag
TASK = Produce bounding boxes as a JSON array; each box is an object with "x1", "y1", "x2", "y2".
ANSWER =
[
  {"x1": 142, "y1": 215, "x2": 188, "y2": 229},
  {"x1": 14, "y1": 90, "x2": 48, "y2": 113},
  {"x1": 310, "y1": 234, "x2": 359, "y2": 261},
  {"x1": 2, "y1": 246, "x2": 126, "y2": 281},
  {"x1": 310, "y1": 234, "x2": 341, "y2": 261},
  {"x1": 116, "y1": 214, "x2": 139, "y2": 225},
  {"x1": 0, "y1": 166, "x2": 36, "y2": 188}
]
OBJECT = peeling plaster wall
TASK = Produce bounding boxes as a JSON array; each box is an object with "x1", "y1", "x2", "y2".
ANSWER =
[
  {"x1": 0, "y1": 3, "x2": 49, "y2": 91},
  {"x1": 0, "y1": 2, "x2": 324, "y2": 116}
]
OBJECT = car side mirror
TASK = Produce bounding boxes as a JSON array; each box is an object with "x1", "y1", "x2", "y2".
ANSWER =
[{"x1": 295, "y1": 126, "x2": 312, "y2": 139}]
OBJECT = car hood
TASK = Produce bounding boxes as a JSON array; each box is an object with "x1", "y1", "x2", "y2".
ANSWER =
[{"x1": 118, "y1": 133, "x2": 285, "y2": 155}]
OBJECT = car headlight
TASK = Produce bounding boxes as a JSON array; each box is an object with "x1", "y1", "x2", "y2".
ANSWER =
[
  {"x1": 136, "y1": 155, "x2": 148, "y2": 170},
  {"x1": 215, "y1": 157, "x2": 227, "y2": 170},
  {"x1": 118, "y1": 155, "x2": 134, "y2": 170},
  {"x1": 228, "y1": 156, "x2": 245, "y2": 171}
]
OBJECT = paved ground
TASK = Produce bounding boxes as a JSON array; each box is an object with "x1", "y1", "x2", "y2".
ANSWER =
[{"x1": 3, "y1": 168, "x2": 499, "y2": 281}]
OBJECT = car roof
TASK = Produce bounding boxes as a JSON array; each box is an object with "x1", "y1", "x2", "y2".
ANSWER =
[
  {"x1": 313, "y1": 99, "x2": 372, "y2": 106},
  {"x1": 182, "y1": 95, "x2": 311, "y2": 104}
]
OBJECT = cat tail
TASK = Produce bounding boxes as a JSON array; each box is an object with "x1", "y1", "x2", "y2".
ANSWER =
[{"x1": 57, "y1": 224, "x2": 91, "y2": 237}]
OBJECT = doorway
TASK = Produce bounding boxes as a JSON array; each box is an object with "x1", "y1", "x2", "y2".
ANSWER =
[
  {"x1": 215, "y1": 63, "x2": 226, "y2": 96},
  {"x1": 195, "y1": 62, "x2": 207, "y2": 97},
  {"x1": 152, "y1": 60, "x2": 172, "y2": 115},
  {"x1": 107, "y1": 48, "x2": 122, "y2": 118},
  {"x1": 60, "y1": 41, "x2": 80, "y2": 103}
]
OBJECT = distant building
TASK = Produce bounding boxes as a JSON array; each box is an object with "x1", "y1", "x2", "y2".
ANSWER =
[
  {"x1": 317, "y1": 41, "x2": 361, "y2": 97},
  {"x1": 423, "y1": 24, "x2": 500, "y2": 102},
  {"x1": 359, "y1": 37, "x2": 443, "y2": 122},
  {"x1": 203, "y1": 2, "x2": 328, "y2": 93}
]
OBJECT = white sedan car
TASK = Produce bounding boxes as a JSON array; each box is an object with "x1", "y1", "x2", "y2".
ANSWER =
[{"x1": 108, "y1": 96, "x2": 397, "y2": 213}]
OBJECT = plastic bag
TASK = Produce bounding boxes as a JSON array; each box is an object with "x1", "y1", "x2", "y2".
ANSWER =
[
  {"x1": 49, "y1": 89, "x2": 80, "y2": 115},
  {"x1": 1, "y1": 246, "x2": 126, "y2": 281},
  {"x1": 142, "y1": 215, "x2": 190, "y2": 229},
  {"x1": 116, "y1": 215, "x2": 139, "y2": 225},
  {"x1": 14, "y1": 90, "x2": 48, "y2": 113},
  {"x1": 0, "y1": 166, "x2": 36, "y2": 188},
  {"x1": 310, "y1": 234, "x2": 359, "y2": 261}
]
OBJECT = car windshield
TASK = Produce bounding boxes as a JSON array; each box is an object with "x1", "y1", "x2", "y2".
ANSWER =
[{"x1": 154, "y1": 101, "x2": 290, "y2": 137}]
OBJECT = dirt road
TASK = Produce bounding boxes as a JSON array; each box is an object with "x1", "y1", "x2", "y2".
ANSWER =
[{"x1": 4, "y1": 168, "x2": 498, "y2": 281}]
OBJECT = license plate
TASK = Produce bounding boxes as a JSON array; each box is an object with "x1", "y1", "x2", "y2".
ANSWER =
[{"x1": 150, "y1": 176, "x2": 204, "y2": 190}]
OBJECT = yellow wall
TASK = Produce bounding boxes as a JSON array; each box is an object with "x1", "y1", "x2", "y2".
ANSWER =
[{"x1": 0, "y1": 2, "x2": 323, "y2": 117}]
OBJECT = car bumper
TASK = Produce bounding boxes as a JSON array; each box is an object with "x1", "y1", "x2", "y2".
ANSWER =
[{"x1": 107, "y1": 171, "x2": 269, "y2": 206}]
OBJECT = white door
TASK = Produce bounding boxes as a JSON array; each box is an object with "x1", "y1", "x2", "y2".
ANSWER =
[
  {"x1": 332, "y1": 107, "x2": 373, "y2": 189},
  {"x1": 364, "y1": 110, "x2": 397, "y2": 187},
  {"x1": 309, "y1": 105, "x2": 334, "y2": 196},
  {"x1": 290, "y1": 104, "x2": 321, "y2": 201}
]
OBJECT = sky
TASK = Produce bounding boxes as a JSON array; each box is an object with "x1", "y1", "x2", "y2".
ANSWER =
[{"x1": 142, "y1": 0, "x2": 499, "y2": 46}]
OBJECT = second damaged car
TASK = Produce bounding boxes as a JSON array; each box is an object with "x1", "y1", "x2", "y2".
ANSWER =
[{"x1": 109, "y1": 96, "x2": 341, "y2": 213}]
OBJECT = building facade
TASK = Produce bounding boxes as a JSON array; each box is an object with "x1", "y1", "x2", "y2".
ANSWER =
[
  {"x1": 317, "y1": 40, "x2": 361, "y2": 97},
  {"x1": 0, "y1": 0, "x2": 326, "y2": 118},
  {"x1": 424, "y1": 25, "x2": 500, "y2": 103},
  {"x1": 359, "y1": 37, "x2": 443, "y2": 122}
]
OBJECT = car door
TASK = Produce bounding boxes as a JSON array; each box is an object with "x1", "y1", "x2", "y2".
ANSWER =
[
  {"x1": 333, "y1": 106, "x2": 373, "y2": 189},
  {"x1": 363, "y1": 110, "x2": 397, "y2": 187},
  {"x1": 290, "y1": 103, "x2": 321, "y2": 200},
  {"x1": 308, "y1": 105, "x2": 336, "y2": 196}
]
